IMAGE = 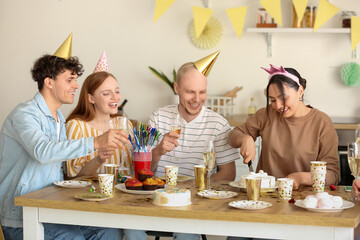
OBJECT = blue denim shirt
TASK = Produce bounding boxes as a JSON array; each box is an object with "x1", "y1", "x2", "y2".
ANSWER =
[{"x1": 0, "y1": 92, "x2": 95, "y2": 228}]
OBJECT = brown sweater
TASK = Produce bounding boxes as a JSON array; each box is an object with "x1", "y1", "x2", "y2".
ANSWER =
[{"x1": 228, "y1": 107, "x2": 340, "y2": 185}]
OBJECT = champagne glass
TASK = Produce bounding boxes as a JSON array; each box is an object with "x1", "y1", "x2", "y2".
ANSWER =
[
  {"x1": 203, "y1": 140, "x2": 215, "y2": 190},
  {"x1": 348, "y1": 142, "x2": 360, "y2": 180},
  {"x1": 110, "y1": 116, "x2": 129, "y2": 174},
  {"x1": 171, "y1": 113, "x2": 181, "y2": 135},
  {"x1": 170, "y1": 113, "x2": 181, "y2": 159}
]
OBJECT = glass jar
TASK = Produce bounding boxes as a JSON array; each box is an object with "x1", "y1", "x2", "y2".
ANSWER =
[
  {"x1": 257, "y1": 8, "x2": 266, "y2": 24},
  {"x1": 341, "y1": 11, "x2": 357, "y2": 28},
  {"x1": 304, "y1": 6, "x2": 316, "y2": 28},
  {"x1": 292, "y1": 5, "x2": 303, "y2": 28}
]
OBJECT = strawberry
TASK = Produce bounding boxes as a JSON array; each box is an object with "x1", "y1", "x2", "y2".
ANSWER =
[{"x1": 288, "y1": 198, "x2": 295, "y2": 204}]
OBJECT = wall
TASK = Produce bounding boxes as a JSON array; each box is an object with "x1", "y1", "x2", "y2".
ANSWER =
[{"x1": 0, "y1": 0, "x2": 359, "y2": 125}]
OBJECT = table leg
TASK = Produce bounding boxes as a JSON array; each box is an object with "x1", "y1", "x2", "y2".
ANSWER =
[{"x1": 23, "y1": 207, "x2": 44, "y2": 240}]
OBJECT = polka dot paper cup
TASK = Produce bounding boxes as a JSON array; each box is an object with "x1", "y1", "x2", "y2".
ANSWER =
[
  {"x1": 310, "y1": 161, "x2": 326, "y2": 192},
  {"x1": 165, "y1": 166, "x2": 179, "y2": 186},
  {"x1": 98, "y1": 174, "x2": 114, "y2": 196},
  {"x1": 277, "y1": 178, "x2": 294, "y2": 200}
]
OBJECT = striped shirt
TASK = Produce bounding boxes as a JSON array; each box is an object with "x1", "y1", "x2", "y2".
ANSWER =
[
  {"x1": 149, "y1": 105, "x2": 239, "y2": 177},
  {"x1": 65, "y1": 119, "x2": 134, "y2": 177}
]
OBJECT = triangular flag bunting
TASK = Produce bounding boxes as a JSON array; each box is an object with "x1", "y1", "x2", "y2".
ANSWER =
[
  {"x1": 292, "y1": 0, "x2": 308, "y2": 22},
  {"x1": 313, "y1": 0, "x2": 340, "y2": 32},
  {"x1": 153, "y1": 0, "x2": 176, "y2": 23},
  {"x1": 260, "y1": 0, "x2": 282, "y2": 27},
  {"x1": 193, "y1": 6, "x2": 213, "y2": 38},
  {"x1": 351, "y1": 16, "x2": 360, "y2": 51},
  {"x1": 226, "y1": 7, "x2": 247, "y2": 39}
]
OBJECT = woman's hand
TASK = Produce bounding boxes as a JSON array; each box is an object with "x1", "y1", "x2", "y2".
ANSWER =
[
  {"x1": 239, "y1": 135, "x2": 256, "y2": 164},
  {"x1": 286, "y1": 172, "x2": 311, "y2": 190},
  {"x1": 97, "y1": 148, "x2": 114, "y2": 161},
  {"x1": 352, "y1": 179, "x2": 360, "y2": 200}
]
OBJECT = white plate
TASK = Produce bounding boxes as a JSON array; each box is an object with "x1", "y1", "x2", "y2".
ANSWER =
[
  {"x1": 74, "y1": 193, "x2": 113, "y2": 202},
  {"x1": 295, "y1": 200, "x2": 355, "y2": 212},
  {"x1": 229, "y1": 181, "x2": 278, "y2": 193},
  {"x1": 197, "y1": 190, "x2": 238, "y2": 199},
  {"x1": 229, "y1": 200, "x2": 272, "y2": 210},
  {"x1": 53, "y1": 180, "x2": 91, "y2": 188},
  {"x1": 115, "y1": 183, "x2": 155, "y2": 195}
]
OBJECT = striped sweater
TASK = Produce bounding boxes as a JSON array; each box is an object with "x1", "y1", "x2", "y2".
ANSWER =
[
  {"x1": 65, "y1": 119, "x2": 133, "y2": 177},
  {"x1": 149, "y1": 105, "x2": 239, "y2": 177}
]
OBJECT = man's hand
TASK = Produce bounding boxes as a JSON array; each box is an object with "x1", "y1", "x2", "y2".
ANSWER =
[
  {"x1": 155, "y1": 131, "x2": 179, "y2": 156},
  {"x1": 94, "y1": 129, "x2": 130, "y2": 150}
]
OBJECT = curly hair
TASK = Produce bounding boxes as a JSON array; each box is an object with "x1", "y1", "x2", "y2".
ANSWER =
[{"x1": 31, "y1": 55, "x2": 84, "y2": 90}]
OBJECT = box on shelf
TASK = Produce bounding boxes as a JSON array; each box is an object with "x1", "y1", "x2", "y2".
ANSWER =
[{"x1": 206, "y1": 96, "x2": 235, "y2": 117}]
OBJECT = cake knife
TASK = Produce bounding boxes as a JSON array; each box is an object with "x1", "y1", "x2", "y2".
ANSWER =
[{"x1": 248, "y1": 160, "x2": 254, "y2": 172}]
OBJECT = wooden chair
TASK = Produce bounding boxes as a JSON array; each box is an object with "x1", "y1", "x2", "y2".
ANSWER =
[
  {"x1": 0, "y1": 224, "x2": 5, "y2": 240},
  {"x1": 146, "y1": 231, "x2": 207, "y2": 240}
]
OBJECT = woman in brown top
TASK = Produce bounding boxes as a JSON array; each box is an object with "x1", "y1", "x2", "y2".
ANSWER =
[{"x1": 228, "y1": 65, "x2": 339, "y2": 189}]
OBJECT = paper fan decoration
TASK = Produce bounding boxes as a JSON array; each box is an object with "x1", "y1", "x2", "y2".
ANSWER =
[{"x1": 190, "y1": 17, "x2": 223, "y2": 49}]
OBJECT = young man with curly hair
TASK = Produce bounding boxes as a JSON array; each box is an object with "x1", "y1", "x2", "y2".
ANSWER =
[{"x1": 0, "y1": 55, "x2": 128, "y2": 239}]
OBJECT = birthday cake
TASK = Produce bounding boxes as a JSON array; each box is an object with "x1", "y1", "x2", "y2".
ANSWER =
[
  {"x1": 153, "y1": 188, "x2": 191, "y2": 207},
  {"x1": 239, "y1": 170, "x2": 276, "y2": 188}
]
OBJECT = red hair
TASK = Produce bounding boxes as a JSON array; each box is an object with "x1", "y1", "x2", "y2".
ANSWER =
[{"x1": 67, "y1": 71, "x2": 119, "y2": 122}]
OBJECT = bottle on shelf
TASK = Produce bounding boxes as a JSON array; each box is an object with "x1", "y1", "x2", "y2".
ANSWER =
[
  {"x1": 248, "y1": 97, "x2": 257, "y2": 116},
  {"x1": 117, "y1": 99, "x2": 128, "y2": 116}
]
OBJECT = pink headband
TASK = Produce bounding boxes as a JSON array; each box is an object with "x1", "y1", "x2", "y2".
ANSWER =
[{"x1": 261, "y1": 64, "x2": 300, "y2": 86}]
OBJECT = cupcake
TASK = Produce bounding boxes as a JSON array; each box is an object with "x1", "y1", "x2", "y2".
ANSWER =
[
  {"x1": 143, "y1": 178, "x2": 158, "y2": 190},
  {"x1": 125, "y1": 179, "x2": 143, "y2": 190},
  {"x1": 138, "y1": 168, "x2": 154, "y2": 181},
  {"x1": 153, "y1": 177, "x2": 165, "y2": 189}
]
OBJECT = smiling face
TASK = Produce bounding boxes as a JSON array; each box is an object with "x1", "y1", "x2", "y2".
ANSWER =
[
  {"x1": 88, "y1": 76, "x2": 121, "y2": 116},
  {"x1": 51, "y1": 69, "x2": 79, "y2": 105},
  {"x1": 174, "y1": 68, "x2": 207, "y2": 122},
  {"x1": 268, "y1": 83, "x2": 304, "y2": 118}
]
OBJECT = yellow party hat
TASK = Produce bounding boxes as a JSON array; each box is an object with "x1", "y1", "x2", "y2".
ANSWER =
[
  {"x1": 53, "y1": 33, "x2": 73, "y2": 60},
  {"x1": 194, "y1": 50, "x2": 220, "y2": 77}
]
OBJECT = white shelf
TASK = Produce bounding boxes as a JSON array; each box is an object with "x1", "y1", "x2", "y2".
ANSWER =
[
  {"x1": 247, "y1": 28, "x2": 351, "y2": 33},
  {"x1": 247, "y1": 27, "x2": 356, "y2": 58}
]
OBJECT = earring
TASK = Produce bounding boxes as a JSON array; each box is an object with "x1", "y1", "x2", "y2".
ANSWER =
[{"x1": 299, "y1": 96, "x2": 303, "y2": 101}]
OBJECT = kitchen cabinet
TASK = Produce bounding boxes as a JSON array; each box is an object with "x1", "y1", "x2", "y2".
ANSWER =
[{"x1": 246, "y1": 27, "x2": 357, "y2": 58}]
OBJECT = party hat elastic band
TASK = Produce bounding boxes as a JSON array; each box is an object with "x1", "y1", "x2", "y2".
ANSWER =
[
  {"x1": 94, "y1": 51, "x2": 109, "y2": 73},
  {"x1": 194, "y1": 50, "x2": 220, "y2": 77},
  {"x1": 53, "y1": 33, "x2": 73, "y2": 60},
  {"x1": 261, "y1": 64, "x2": 300, "y2": 86}
]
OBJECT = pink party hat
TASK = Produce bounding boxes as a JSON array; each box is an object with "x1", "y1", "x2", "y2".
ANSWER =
[
  {"x1": 94, "y1": 51, "x2": 109, "y2": 73},
  {"x1": 261, "y1": 64, "x2": 300, "y2": 86}
]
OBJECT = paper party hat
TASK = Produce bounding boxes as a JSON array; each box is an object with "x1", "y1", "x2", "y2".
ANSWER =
[
  {"x1": 94, "y1": 51, "x2": 109, "y2": 73},
  {"x1": 194, "y1": 50, "x2": 220, "y2": 77},
  {"x1": 53, "y1": 33, "x2": 72, "y2": 60}
]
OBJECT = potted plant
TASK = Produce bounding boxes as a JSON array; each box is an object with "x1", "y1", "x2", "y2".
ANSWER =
[{"x1": 148, "y1": 66, "x2": 177, "y2": 95}]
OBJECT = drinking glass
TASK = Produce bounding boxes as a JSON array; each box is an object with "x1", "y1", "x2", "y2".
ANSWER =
[
  {"x1": 171, "y1": 113, "x2": 181, "y2": 135},
  {"x1": 203, "y1": 140, "x2": 215, "y2": 190},
  {"x1": 170, "y1": 113, "x2": 181, "y2": 159},
  {"x1": 110, "y1": 116, "x2": 129, "y2": 174},
  {"x1": 348, "y1": 142, "x2": 360, "y2": 180}
]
